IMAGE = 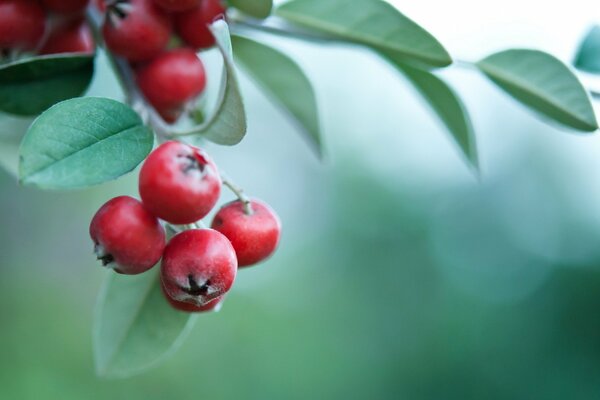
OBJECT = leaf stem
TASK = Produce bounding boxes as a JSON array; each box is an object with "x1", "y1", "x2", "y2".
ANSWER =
[{"x1": 229, "y1": 14, "x2": 338, "y2": 43}]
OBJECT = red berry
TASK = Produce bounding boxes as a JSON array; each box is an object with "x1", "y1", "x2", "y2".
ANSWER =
[
  {"x1": 40, "y1": 0, "x2": 89, "y2": 14},
  {"x1": 153, "y1": 0, "x2": 200, "y2": 12},
  {"x1": 90, "y1": 196, "x2": 166, "y2": 275},
  {"x1": 0, "y1": 0, "x2": 46, "y2": 51},
  {"x1": 102, "y1": 0, "x2": 171, "y2": 62},
  {"x1": 139, "y1": 141, "x2": 221, "y2": 224},
  {"x1": 136, "y1": 48, "x2": 206, "y2": 116},
  {"x1": 93, "y1": 0, "x2": 106, "y2": 12},
  {"x1": 161, "y1": 281, "x2": 224, "y2": 312},
  {"x1": 40, "y1": 19, "x2": 95, "y2": 55},
  {"x1": 212, "y1": 199, "x2": 281, "y2": 267},
  {"x1": 174, "y1": 0, "x2": 226, "y2": 49},
  {"x1": 161, "y1": 229, "x2": 237, "y2": 306}
]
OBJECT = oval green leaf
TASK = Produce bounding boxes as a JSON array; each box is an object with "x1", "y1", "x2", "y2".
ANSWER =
[
  {"x1": 94, "y1": 268, "x2": 196, "y2": 379},
  {"x1": 574, "y1": 25, "x2": 600, "y2": 74},
  {"x1": 229, "y1": 0, "x2": 272, "y2": 18},
  {"x1": 392, "y1": 62, "x2": 478, "y2": 170},
  {"x1": 232, "y1": 35, "x2": 322, "y2": 156},
  {"x1": 19, "y1": 97, "x2": 153, "y2": 189},
  {"x1": 181, "y1": 20, "x2": 247, "y2": 145},
  {"x1": 0, "y1": 54, "x2": 94, "y2": 116},
  {"x1": 275, "y1": 0, "x2": 451, "y2": 68},
  {"x1": 477, "y1": 49, "x2": 598, "y2": 132}
]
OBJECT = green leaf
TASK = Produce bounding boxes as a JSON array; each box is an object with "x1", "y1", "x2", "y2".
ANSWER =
[
  {"x1": 19, "y1": 97, "x2": 153, "y2": 189},
  {"x1": 477, "y1": 49, "x2": 598, "y2": 132},
  {"x1": 276, "y1": 0, "x2": 451, "y2": 68},
  {"x1": 228, "y1": 0, "x2": 273, "y2": 18},
  {"x1": 183, "y1": 20, "x2": 247, "y2": 145},
  {"x1": 93, "y1": 268, "x2": 196, "y2": 379},
  {"x1": 232, "y1": 35, "x2": 322, "y2": 155},
  {"x1": 574, "y1": 25, "x2": 600, "y2": 74},
  {"x1": 0, "y1": 54, "x2": 94, "y2": 116},
  {"x1": 392, "y1": 62, "x2": 477, "y2": 170}
]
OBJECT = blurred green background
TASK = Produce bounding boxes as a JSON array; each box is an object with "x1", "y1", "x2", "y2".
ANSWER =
[{"x1": 2, "y1": 1, "x2": 600, "y2": 399}]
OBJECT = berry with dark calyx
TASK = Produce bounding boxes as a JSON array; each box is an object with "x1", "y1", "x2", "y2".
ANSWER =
[
  {"x1": 139, "y1": 141, "x2": 221, "y2": 224},
  {"x1": 136, "y1": 48, "x2": 206, "y2": 119},
  {"x1": 0, "y1": 0, "x2": 46, "y2": 51},
  {"x1": 102, "y1": 0, "x2": 171, "y2": 62},
  {"x1": 212, "y1": 199, "x2": 281, "y2": 267},
  {"x1": 161, "y1": 282, "x2": 224, "y2": 312},
  {"x1": 40, "y1": 0, "x2": 89, "y2": 14},
  {"x1": 90, "y1": 196, "x2": 166, "y2": 275},
  {"x1": 174, "y1": 0, "x2": 226, "y2": 50},
  {"x1": 153, "y1": 0, "x2": 200, "y2": 12},
  {"x1": 40, "y1": 19, "x2": 95, "y2": 55},
  {"x1": 161, "y1": 229, "x2": 237, "y2": 306}
]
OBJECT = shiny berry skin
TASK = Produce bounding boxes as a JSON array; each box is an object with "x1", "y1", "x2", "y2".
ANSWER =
[
  {"x1": 136, "y1": 48, "x2": 206, "y2": 115},
  {"x1": 90, "y1": 196, "x2": 166, "y2": 275},
  {"x1": 102, "y1": 0, "x2": 171, "y2": 62},
  {"x1": 162, "y1": 282, "x2": 224, "y2": 312},
  {"x1": 153, "y1": 0, "x2": 200, "y2": 11},
  {"x1": 139, "y1": 141, "x2": 221, "y2": 224},
  {"x1": 40, "y1": 0, "x2": 89, "y2": 14},
  {"x1": 212, "y1": 199, "x2": 281, "y2": 267},
  {"x1": 0, "y1": 0, "x2": 46, "y2": 51},
  {"x1": 40, "y1": 19, "x2": 95, "y2": 55},
  {"x1": 161, "y1": 229, "x2": 237, "y2": 306},
  {"x1": 174, "y1": 0, "x2": 226, "y2": 49}
]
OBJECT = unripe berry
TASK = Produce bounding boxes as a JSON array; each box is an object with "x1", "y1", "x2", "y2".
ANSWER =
[
  {"x1": 139, "y1": 141, "x2": 221, "y2": 224},
  {"x1": 90, "y1": 196, "x2": 166, "y2": 274},
  {"x1": 153, "y1": 0, "x2": 200, "y2": 12},
  {"x1": 40, "y1": 0, "x2": 89, "y2": 14},
  {"x1": 161, "y1": 229, "x2": 237, "y2": 306},
  {"x1": 174, "y1": 0, "x2": 226, "y2": 49},
  {"x1": 161, "y1": 282, "x2": 224, "y2": 312},
  {"x1": 136, "y1": 48, "x2": 206, "y2": 118},
  {"x1": 40, "y1": 19, "x2": 95, "y2": 55},
  {"x1": 212, "y1": 199, "x2": 281, "y2": 267},
  {"x1": 0, "y1": 0, "x2": 46, "y2": 51},
  {"x1": 102, "y1": 0, "x2": 171, "y2": 62}
]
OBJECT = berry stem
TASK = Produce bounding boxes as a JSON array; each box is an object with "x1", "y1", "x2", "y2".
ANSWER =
[{"x1": 220, "y1": 172, "x2": 253, "y2": 215}]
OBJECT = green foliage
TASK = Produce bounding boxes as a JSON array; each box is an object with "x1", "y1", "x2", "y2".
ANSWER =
[
  {"x1": 19, "y1": 97, "x2": 153, "y2": 189},
  {"x1": 93, "y1": 268, "x2": 196, "y2": 379},
  {"x1": 574, "y1": 25, "x2": 600, "y2": 73},
  {"x1": 228, "y1": 0, "x2": 273, "y2": 18},
  {"x1": 186, "y1": 21, "x2": 246, "y2": 145},
  {"x1": 394, "y1": 63, "x2": 477, "y2": 170},
  {"x1": 232, "y1": 35, "x2": 322, "y2": 154},
  {"x1": 0, "y1": 54, "x2": 94, "y2": 116},
  {"x1": 276, "y1": 0, "x2": 452, "y2": 68},
  {"x1": 477, "y1": 49, "x2": 598, "y2": 132}
]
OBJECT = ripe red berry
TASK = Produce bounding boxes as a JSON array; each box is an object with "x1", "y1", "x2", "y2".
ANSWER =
[
  {"x1": 161, "y1": 229, "x2": 237, "y2": 306},
  {"x1": 0, "y1": 0, "x2": 46, "y2": 51},
  {"x1": 139, "y1": 141, "x2": 221, "y2": 224},
  {"x1": 153, "y1": 0, "x2": 200, "y2": 12},
  {"x1": 174, "y1": 0, "x2": 226, "y2": 49},
  {"x1": 90, "y1": 196, "x2": 166, "y2": 275},
  {"x1": 102, "y1": 0, "x2": 171, "y2": 62},
  {"x1": 161, "y1": 282, "x2": 224, "y2": 312},
  {"x1": 40, "y1": 0, "x2": 89, "y2": 14},
  {"x1": 212, "y1": 199, "x2": 281, "y2": 267},
  {"x1": 40, "y1": 19, "x2": 95, "y2": 55},
  {"x1": 136, "y1": 48, "x2": 206, "y2": 118}
]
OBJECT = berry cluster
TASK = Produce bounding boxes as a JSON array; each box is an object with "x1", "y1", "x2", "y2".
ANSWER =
[
  {"x1": 0, "y1": 0, "x2": 94, "y2": 57},
  {"x1": 98, "y1": 0, "x2": 227, "y2": 123},
  {"x1": 90, "y1": 141, "x2": 282, "y2": 313}
]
